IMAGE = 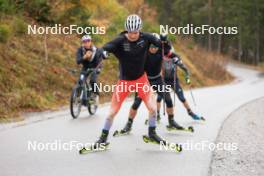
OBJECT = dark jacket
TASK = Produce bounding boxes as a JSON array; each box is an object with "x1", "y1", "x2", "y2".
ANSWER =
[
  {"x1": 102, "y1": 31, "x2": 171, "y2": 80},
  {"x1": 76, "y1": 45, "x2": 102, "y2": 70}
]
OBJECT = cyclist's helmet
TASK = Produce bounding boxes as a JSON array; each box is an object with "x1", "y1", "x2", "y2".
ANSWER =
[
  {"x1": 81, "y1": 35, "x2": 92, "y2": 42},
  {"x1": 125, "y1": 14, "x2": 142, "y2": 32}
]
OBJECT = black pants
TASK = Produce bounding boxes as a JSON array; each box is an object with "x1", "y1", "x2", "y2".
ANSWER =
[{"x1": 157, "y1": 77, "x2": 186, "y2": 103}]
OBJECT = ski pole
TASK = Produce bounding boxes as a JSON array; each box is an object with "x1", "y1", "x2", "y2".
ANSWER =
[
  {"x1": 173, "y1": 64, "x2": 176, "y2": 107},
  {"x1": 189, "y1": 85, "x2": 197, "y2": 106},
  {"x1": 161, "y1": 42, "x2": 166, "y2": 116}
]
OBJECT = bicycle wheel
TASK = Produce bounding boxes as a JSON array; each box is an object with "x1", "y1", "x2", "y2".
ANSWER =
[
  {"x1": 88, "y1": 93, "x2": 99, "y2": 115},
  {"x1": 70, "y1": 85, "x2": 82, "y2": 118}
]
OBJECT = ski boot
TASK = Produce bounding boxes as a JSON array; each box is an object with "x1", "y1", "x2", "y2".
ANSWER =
[
  {"x1": 79, "y1": 130, "x2": 109, "y2": 154},
  {"x1": 143, "y1": 127, "x2": 182, "y2": 152},
  {"x1": 189, "y1": 111, "x2": 205, "y2": 121},
  {"x1": 113, "y1": 119, "x2": 133, "y2": 137},
  {"x1": 146, "y1": 127, "x2": 167, "y2": 144},
  {"x1": 166, "y1": 119, "x2": 194, "y2": 133}
]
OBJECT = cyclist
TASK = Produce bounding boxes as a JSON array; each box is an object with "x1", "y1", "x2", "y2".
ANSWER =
[
  {"x1": 85, "y1": 14, "x2": 172, "y2": 149},
  {"x1": 76, "y1": 35, "x2": 102, "y2": 101}
]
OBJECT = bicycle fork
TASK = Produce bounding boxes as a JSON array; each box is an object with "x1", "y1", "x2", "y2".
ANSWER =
[{"x1": 79, "y1": 74, "x2": 88, "y2": 102}]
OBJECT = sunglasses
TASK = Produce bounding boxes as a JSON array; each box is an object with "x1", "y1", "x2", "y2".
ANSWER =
[
  {"x1": 82, "y1": 39, "x2": 91, "y2": 43},
  {"x1": 150, "y1": 45, "x2": 158, "y2": 49}
]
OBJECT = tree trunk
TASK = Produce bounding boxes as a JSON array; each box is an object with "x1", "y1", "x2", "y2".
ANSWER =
[
  {"x1": 208, "y1": 0, "x2": 212, "y2": 51},
  {"x1": 238, "y1": 34, "x2": 242, "y2": 62},
  {"x1": 217, "y1": 34, "x2": 222, "y2": 54},
  {"x1": 44, "y1": 34, "x2": 48, "y2": 63},
  {"x1": 255, "y1": 0, "x2": 260, "y2": 65}
]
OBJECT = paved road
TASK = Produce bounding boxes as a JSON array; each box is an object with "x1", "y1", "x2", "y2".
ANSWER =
[{"x1": 0, "y1": 64, "x2": 263, "y2": 176}]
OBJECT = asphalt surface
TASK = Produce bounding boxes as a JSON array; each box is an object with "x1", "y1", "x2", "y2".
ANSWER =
[{"x1": 0, "y1": 64, "x2": 264, "y2": 176}]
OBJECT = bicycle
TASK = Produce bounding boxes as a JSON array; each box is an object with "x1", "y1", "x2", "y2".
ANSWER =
[{"x1": 70, "y1": 68, "x2": 99, "y2": 119}]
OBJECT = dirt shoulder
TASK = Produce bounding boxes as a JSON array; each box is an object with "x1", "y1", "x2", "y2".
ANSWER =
[{"x1": 209, "y1": 97, "x2": 264, "y2": 176}]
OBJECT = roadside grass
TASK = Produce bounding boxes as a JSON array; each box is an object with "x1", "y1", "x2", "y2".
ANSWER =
[
  {"x1": 174, "y1": 38, "x2": 234, "y2": 89},
  {"x1": 0, "y1": 30, "x2": 118, "y2": 121}
]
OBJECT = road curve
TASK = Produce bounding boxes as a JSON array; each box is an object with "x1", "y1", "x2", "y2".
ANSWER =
[{"x1": 0, "y1": 64, "x2": 263, "y2": 176}]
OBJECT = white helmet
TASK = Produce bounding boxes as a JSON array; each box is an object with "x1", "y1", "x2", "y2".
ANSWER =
[
  {"x1": 125, "y1": 14, "x2": 142, "y2": 32},
  {"x1": 81, "y1": 35, "x2": 92, "y2": 42},
  {"x1": 152, "y1": 33, "x2": 160, "y2": 39}
]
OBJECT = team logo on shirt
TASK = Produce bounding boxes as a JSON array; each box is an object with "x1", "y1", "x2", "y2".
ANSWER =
[
  {"x1": 137, "y1": 40, "x2": 145, "y2": 47},
  {"x1": 123, "y1": 40, "x2": 145, "y2": 51},
  {"x1": 123, "y1": 42, "x2": 130, "y2": 51}
]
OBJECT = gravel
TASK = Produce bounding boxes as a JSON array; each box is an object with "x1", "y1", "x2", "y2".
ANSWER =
[{"x1": 210, "y1": 97, "x2": 264, "y2": 176}]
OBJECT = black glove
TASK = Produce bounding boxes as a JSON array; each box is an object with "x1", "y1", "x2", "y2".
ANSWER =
[
  {"x1": 98, "y1": 48, "x2": 108, "y2": 59},
  {"x1": 173, "y1": 56, "x2": 180, "y2": 64},
  {"x1": 96, "y1": 68, "x2": 101, "y2": 74},
  {"x1": 160, "y1": 34, "x2": 167, "y2": 42},
  {"x1": 102, "y1": 51, "x2": 108, "y2": 59}
]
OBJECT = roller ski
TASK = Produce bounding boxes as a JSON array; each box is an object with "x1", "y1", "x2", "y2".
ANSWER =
[
  {"x1": 189, "y1": 111, "x2": 205, "y2": 121},
  {"x1": 79, "y1": 142, "x2": 109, "y2": 154},
  {"x1": 113, "y1": 130, "x2": 131, "y2": 137},
  {"x1": 113, "y1": 120, "x2": 132, "y2": 137},
  {"x1": 166, "y1": 119, "x2": 194, "y2": 133},
  {"x1": 142, "y1": 127, "x2": 182, "y2": 152},
  {"x1": 79, "y1": 130, "x2": 109, "y2": 154}
]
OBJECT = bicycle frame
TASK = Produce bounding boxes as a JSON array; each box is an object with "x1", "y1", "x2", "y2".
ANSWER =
[{"x1": 78, "y1": 69, "x2": 94, "y2": 102}]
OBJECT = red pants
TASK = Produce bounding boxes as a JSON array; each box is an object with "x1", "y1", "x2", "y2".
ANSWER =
[{"x1": 109, "y1": 73, "x2": 156, "y2": 117}]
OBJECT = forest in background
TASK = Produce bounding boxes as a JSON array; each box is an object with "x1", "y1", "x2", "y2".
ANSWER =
[
  {"x1": 0, "y1": 0, "x2": 233, "y2": 120},
  {"x1": 147, "y1": 0, "x2": 264, "y2": 66}
]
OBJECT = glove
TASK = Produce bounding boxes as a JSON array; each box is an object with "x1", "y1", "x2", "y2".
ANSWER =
[
  {"x1": 173, "y1": 57, "x2": 180, "y2": 64},
  {"x1": 160, "y1": 33, "x2": 167, "y2": 42},
  {"x1": 185, "y1": 76, "x2": 191, "y2": 85},
  {"x1": 96, "y1": 68, "x2": 101, "y2": 74},
  {"x1": 83, "y1": 51, "x2": 92, "y2": 60},
  {"x1": 98, "y1": 48, "x2": 108, "y2": 59},
  {"x1": 102, "y1": 51, "x2": 108, "y2": 59}
]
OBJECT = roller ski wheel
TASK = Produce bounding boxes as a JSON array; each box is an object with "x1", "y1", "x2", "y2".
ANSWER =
[
  {"x1": 166, "y1": 125, "x2": 194, "y2": 133},
  {"x1": 142, "y1": 135, "x2": 182, "y2": 152},
  {"x1": 113, "y1": 130, "x2": 130, "y2": 137},
  {"x1": 79, "y1": 142, "x2": 110, "y2": 154}
]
